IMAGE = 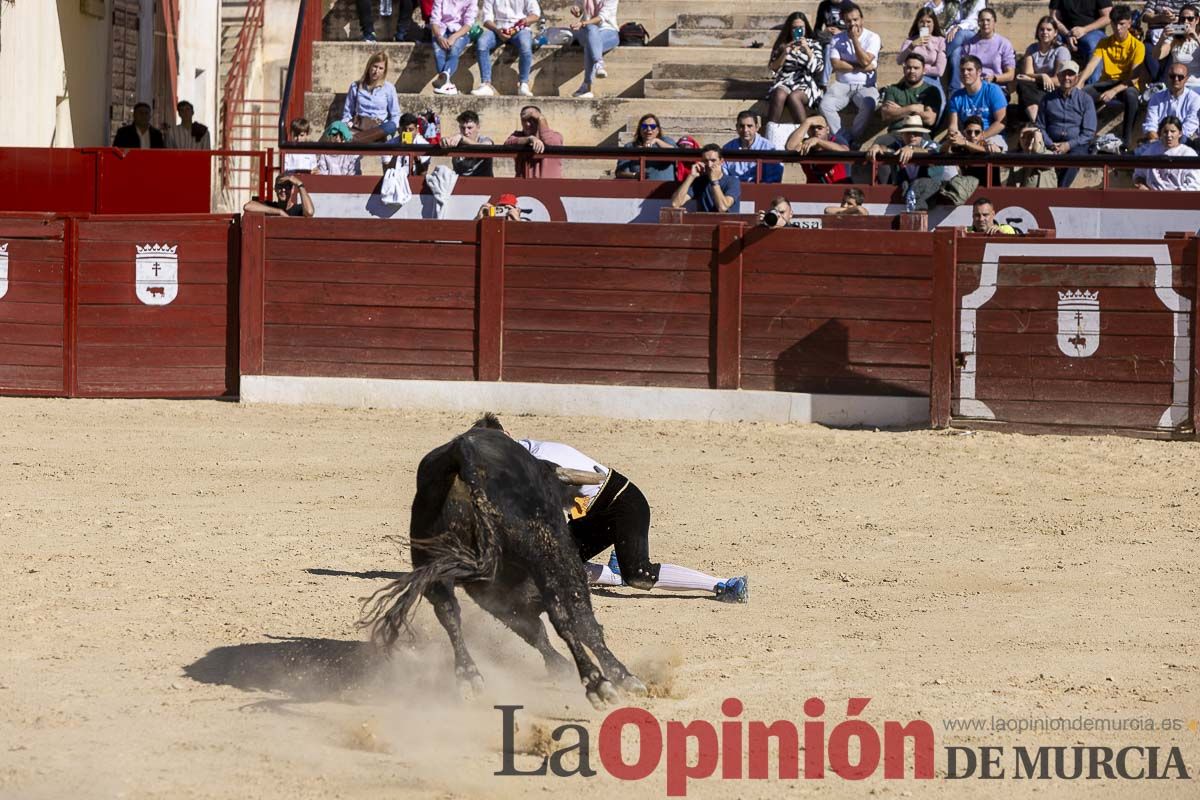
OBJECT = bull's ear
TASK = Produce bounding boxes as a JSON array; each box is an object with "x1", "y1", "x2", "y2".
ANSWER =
[{"x1": 555, "y1": 467, "x2": 606, "y2": 486}]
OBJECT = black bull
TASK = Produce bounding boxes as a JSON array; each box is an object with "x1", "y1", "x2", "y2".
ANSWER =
[{"x1": 359, "y1": 424, "x2": 646, "y2": 707}]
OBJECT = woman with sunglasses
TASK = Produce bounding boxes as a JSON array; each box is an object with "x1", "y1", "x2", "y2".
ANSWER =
[
  {"x1": 764, "y1": 11, "x2": 824, "y2": 144},
  {"x1": 1134, "y1": 115, "x2": 1200, "y2": 189},
  {"x1": 615, "y1": 114, "x2": 677, "y2": 180},
  {"x1": 1016, "y1": 16, "x2": 1071, "y2": 123},
  {"x1": 1154, "y1": 4, "x2": 1200, "y2": 88}
]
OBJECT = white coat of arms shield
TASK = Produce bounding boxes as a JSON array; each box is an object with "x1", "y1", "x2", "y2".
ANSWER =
[
  {"x1": 1056, "y1": 289, "x2": 1100, "y2": 358},
  {"x1": 135, "y1": 243, "x2": 179, "y2": 306},
  {"x1": 0, "y1": 243, "x2": 8, "y2": 300}
]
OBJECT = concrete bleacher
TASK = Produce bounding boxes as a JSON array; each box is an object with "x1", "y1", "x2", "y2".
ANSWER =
[{"x1": 308, "y1": 0, "x2": 1055, "y2": 178}]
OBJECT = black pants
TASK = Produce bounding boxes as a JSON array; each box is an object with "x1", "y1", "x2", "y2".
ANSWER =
[
  {"x1": 356, "y1": 0, "x2": 415, "y2": 40},
  {"x1": 1085, "y1": 81, "x2": 1140, "y2": 146},
  {"x1": 568, "y1": 470, "x2": 660, "y2": 590}
]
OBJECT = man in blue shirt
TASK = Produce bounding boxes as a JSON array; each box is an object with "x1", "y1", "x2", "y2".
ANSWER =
[
  {"x1": 670, "y1": 144, "x2": 742, "y2": 212},
  {"x1": 947, "y1": 55, "x2": 1009, "y2": 151},
  {"x1": 722, "y1": 111, "x2": 784, "y2": 183}
]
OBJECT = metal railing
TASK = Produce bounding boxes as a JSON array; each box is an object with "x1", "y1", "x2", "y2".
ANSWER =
[{"x1": 220, "y1": 0, "x2": 265, "y2": 196}]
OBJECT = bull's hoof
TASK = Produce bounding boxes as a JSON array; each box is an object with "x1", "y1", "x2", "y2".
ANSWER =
[
  {"x1": 620, "y1": 675, "x2": 648, "y2": 697},
  {"x1": 456, "y1": 668, "x2": 485, "y2": 701},
  {"x1": 585, "y1": 678, "x2": 620, "y2": 709}
]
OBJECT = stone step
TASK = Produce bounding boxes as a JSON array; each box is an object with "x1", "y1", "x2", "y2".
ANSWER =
[
  {"x1": 674, "y1": 14, "x2": 786, "y2": 30},
  {"x1": 652, "y1": 63, "x2": 773, "y2": 81},
  {"x1": 669, "y1": 28, "x2": 778, "y2": 49},
  {"x1": 645, "y1": 78, "x2": 770, "y2": 100}
]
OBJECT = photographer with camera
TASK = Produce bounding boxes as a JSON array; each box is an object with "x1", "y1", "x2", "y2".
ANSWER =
[
  {"x1": 1143, "y1": 0, "x2": 1193, "y2": 80},
  {"x1": 1154, "y1": 4, "x2": 1200, "y2": 88},
  {"x1": 475, "y1": 192, "x2": 527, "y2": 221},
  {"x1": 758, "y1": 196, "x2": 797, "y2": 228},
  {"x1": 669, "y1": 144, "x2": 741, "y2": 213}
]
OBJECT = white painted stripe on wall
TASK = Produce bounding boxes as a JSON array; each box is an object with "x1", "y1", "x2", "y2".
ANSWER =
[{"x1": 240, "y1": 376, "x2": 929, "y2": 428}]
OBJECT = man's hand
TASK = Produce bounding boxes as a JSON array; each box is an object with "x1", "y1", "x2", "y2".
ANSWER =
[
  {"x1": 570, "y1": 5, "x2": 582, "y2": 17},
  {"x1": 707, "y1": 161, "x2": 722, "y2": 181},
  {"x1": 529, "y1": 137, "x2": 545, "y2": 154},
  {"x1": 947, "y1": 129, "x2": 964, "y2": 145},
  {"x1": 1068, "y1": 35, "x2": 1079, "y2": 48},
  {"x1": 498, "y1": 28, "x2": 514, "y2": 42},
  {"x1": 436, "y1": 34, "x2": 451, "y2": 49},
  {"x1": 866, "y1": 143, "x2": 885, "y2": 161},
  {"x1": 897, "y1": 145, "x2": 916, "y2": 165},
  {"x1": 945, "y1": 25, "x2": 958, "y2": 39},
  {"x1": 1100, "y1": 87, "x2": 1118, "y2": 103},
  {"x1": 691, "y1": 162, "x2": 706, "y2": 178},
  {"x1": 1053, "y1": 141, "x2": 1071, "y2": 154},
  {"x1": 1070, "y1": 25, "x2": 1087, "y2": 39},
  {"x1": 881, "y1": 100, "x2": 901, "y2": 114},
  {"x1": 569, "y1": 21, "x2": 582, "y2": 30},
  {"x1": 797, "y1": 137, "x2": 817, "y2": 155}
]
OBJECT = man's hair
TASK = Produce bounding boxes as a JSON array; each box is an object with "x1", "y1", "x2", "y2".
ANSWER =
[
  {"x1": 456, "y1": 109, "x2": 480, "y2": 126},
  {"x1": 903, "y1": 51, "x2": 927, "y2": 66},
  {"x1": 701, "y1": 142, "x2": 723, "y2": 156},
  {"x1": 473, "y1": 412, "x2": 504, "y2": 430},
  {"x1": 736, "y1": 110, "x2": 758, "y2": 125},
  {"x1": 840, "y1": 2, "x2": 862, "y2": 18},
  {"x1": 769, "y1": 195, "x2": 789, "y2": 208},
  {"x1": 133, "y1": 102, "x2": 151, "y2": 112},
  {"x1": 842, "y1": 187, "x2": 865, "y2": 204},
  {"x1": 176, "y1": 100, "x2": 193, "y2": 112},
  {"x1": 977, "y1": 7, "x2": 996, "y2": 22},
  {"x1": 290, "y1": 118, "x2": 311, "y2": 136},
  {"x1": 959, "y1": 55, "x2": 983, "y2": 72},
  {"x1": 520, "y1": 105, "x2": 542, "y2": 117},
  {"x1": 963, "y1": 115, "x2": 985, "y2": 130},
  {"x1": 1109, "y1": 4, "x2": 1132, "y2": 23},
  {"x1": 399, "y1": 112, "x2": 420, "y2": 128},
  {"x1": 972, "y1": 197, "x2": 995, "y2": 209}
]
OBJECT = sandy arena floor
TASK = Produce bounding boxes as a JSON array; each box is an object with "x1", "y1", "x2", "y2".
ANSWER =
[{"x1": 0, "y1": 398, "x2": 1198, "y2": 799}]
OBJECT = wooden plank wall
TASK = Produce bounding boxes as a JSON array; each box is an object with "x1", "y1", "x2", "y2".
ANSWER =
[
  {"x1": 0, "y1": 215, "x2": 67, "y2": 395},
  {"x1": 74, "y1": 217, "x2": 238, "y2": 397},
  {"x1": 258, "y1": 218, "x2": 480, "y2": 380},
  {"x1": 953, "y1": 237, "x2": 1197, "y2": 434},
  {"x1": 739, "y1": 227, "x2": 935, "y2": 396}
]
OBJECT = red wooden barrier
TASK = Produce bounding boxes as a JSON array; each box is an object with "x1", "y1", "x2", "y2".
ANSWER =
[{"x1": 0, "y1": 214, "x2": 68, "y2": 395}]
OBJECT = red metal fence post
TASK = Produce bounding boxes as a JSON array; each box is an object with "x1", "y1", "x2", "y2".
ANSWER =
[
  {"x1": 714, "y1": 223, "x2": 744, "y2": 390},
  {"x1": 929, "y1": 227, "x2": 958, "y2": 428},
  {"x1": 477, "y1": 216, "x2": 506, "y2": 381},
  {"x1": 239, "y1": 212, "x2": 266, "y2": 376}
]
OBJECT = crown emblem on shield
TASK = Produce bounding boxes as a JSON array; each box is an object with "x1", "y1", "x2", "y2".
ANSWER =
[
  {"x1": 1057, "y1": 289, "x2": 1099, "y2": 305},
  {"x1": 1056, "y1": 288, "x2": 1100, "y2": 358},
  {"x1": 135, "y1": 242, "x2": 179, "y2": 306}
]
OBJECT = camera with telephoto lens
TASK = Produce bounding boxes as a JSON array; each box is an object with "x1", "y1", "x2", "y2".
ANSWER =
[{"x1": 761, "y1": 209, "x2": 781, "y2": 227}]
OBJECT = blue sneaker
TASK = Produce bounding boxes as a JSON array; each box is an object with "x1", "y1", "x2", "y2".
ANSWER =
[
  {"x1": 714, "y1": 576, "x2": 749, "y2": 603},
  {"x1": 608, "y1": 550, "x2": 625, "y2": 585}
]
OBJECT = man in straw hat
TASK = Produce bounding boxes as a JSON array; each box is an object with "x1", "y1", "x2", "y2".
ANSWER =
[{"x1": 865, "y1": 113, "x2": 946, "y2": 209}]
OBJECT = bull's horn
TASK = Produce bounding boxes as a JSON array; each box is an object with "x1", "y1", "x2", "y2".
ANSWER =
[{"x1": 555, "y1": 467, "x2": 606, "y2": 486}]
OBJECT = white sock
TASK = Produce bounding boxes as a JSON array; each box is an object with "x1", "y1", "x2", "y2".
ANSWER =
[
  {"x1": 585, "y1": 562, "x2": 623, "y2": 586},
  {"x1": 653, "y1": 563, "x2": 722, "y2": 593}
]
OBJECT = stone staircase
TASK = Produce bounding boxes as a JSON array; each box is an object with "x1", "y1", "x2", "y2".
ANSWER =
[{"x1": 305, "y1": 0, "x2": 1051, "y2": 178}]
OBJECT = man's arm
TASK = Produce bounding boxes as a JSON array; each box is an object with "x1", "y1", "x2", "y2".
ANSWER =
[
  {"x1": 295, "y1": 185, "x2": 315, "y2": 217},
  {"x1": 947, "y1": 109, "x2": 961, "y2": 136},
  {"x1": 1077, "y1": 6, "x2": 1113, "y2": 37},
  {"x1": 1185, "y1": 96, "x2": 1200, "y2": 140},
  {"x1": 522, "y1": 0, "x2": 541, "y2": 27},
  {"x1": 711, "y1": 177, "x2": 738, "y2": 212},
  {"x1": 670, "y1": 169, "x2": 699, "y2": 208},
  {"x1": 243, "y1": 200, "x2": 287, "y2": 216},
  {"x1": 982, "y1": 104, "x2": 1008, "y2": 140},
  {"x1": 1143, "y1": 95, "x2": 1164, "y2": 137},
  {"x1": 878, "y1": 89, "x2": 908, "y2": 123},
  {"x1": 1069, "y1": 94, "x2": 1098, "y2": 149},
  {"x1": 1079, "y1": 52, "x2": 1104, "y2": 84},
  {"x1": 851, "y1": 31, "x2": 878, "y2": 72}
]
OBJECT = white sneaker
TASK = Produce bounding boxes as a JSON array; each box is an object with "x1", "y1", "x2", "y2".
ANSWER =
[
  {"x1": 572, "y1": 85, "x2": 593, "y2": 98},
  {"x1": 434, "y1": 82, "x2": 458, "y2": 95},
  {"x1": 518, "y1": 82, "x2": 533, "y2": 97},
  {"x1": 471, "y1": 83, "x2": 496, "y2": 97},
  {"x1": 594, "y1": 61, "x2": 607, "y2": 79}
]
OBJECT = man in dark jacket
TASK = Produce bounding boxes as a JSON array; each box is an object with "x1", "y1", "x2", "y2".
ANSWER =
[
  {"x1": 112, "y1": 103, "x2": 165, "y2": 149},
  {"x1": 1036, "y1": 59, "x2": 1097, "y2": 186}
]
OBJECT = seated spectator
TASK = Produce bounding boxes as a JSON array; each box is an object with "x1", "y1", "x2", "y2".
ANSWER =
[
  {"x1": 1006, "y1": 125, "x2": 1059, "y2": 187},
  {"x1": 784, "y1": 115, "x2": 852, "y2": 184},
  {"x1": 356, "y1": 0, "x2": 423, "y2": 42},
  {"x1": 445, "y1": 110, "x2": 496, "y2": 177},
  {"x1": 430, "y1": 0, "x2": 477, "y2": 95},
  {"x1": 898, "y1": 8, "x2": 947, "y2": 118},
  {"x1": 164, "y1": 100, "x2": 211, "y2": 150},
  {"x1": 1142, "y1": 0, "x2": 1192, "y2": 81},
  {"x1": 475, "y1": 192, "x2": 526, "y2": 220},
  {"x1": 1036, "y1": 59, "x2": 1096, "y2": 185},
  {"x1": 961, "y1": 8, "x2": 1017, "y2": 86},
  {"x1": 342, "y1": 51, "x2": 400, "y2": 142},
  {"x1": 670, "y1": 143, "x2": 741, "y2": 212},
  {"x1": 314, "y1": 121, "x2": 363, "y2": 176},
  {"x1": 824, "y1": 187, "x2": 870, "y2": 215},
  {"x1": 386, "y1": 113, "x2": 432, "y2": 176},
  {"x1": 1143, "y1": 63, "x2": 1200, "y2": 143},
  {"x1": 569, "y1": 0, "x2": 620, "y2": 98},
  {"x1": 1153, "y1": 5, "x2": 1200, "y2": 89},
  {"x1": 244, "y1": 175, "x2": 314, "y2": 217},
  {"x1": 818, "y1": 3, "x2": 881, "y2": 146},
  {"x1": 758, "y1": 195, "x2": 797, "y2": 227},
  {"x1": 765, "y1": 11, "x2": 825, "y2": 137},
  {"x1": 880, "y1": 52, "x2": 942, "y2": 133},
  {"x1": 616, "y1": 113, "x2": 677, "y2": 180},
  {"x1": 1016, "y1": 16, "x2": 1072, "y2": 123},
  {"x1": 865, "y1": 114, "x2": 945, "y2": 209},
  {"x1": 723, "y1": 111, "x2": 783, "y2": 183},
  {"x1": 472, "y1": 0, "x2": 540, "y2": 97},
  {"x1": 969, "y1": 197, "x2": 1017, "y2": 234},
  {"x1": 948, "y1": 56, "x2": 1009, "y2": 150},
  {"x1": 945, "y1": 114, "x2": 998, "y2": 184},
  {"x1": 504, "y1": 105, "x2": 563, "y2": 178},
  {"x1": 928, "y1": 0, "x2": 987, "y2": 91},
  {"x1": 1080, "y1": 5, "x2": 1144, "y2": 150},
  {"x1": 112, "y1": 102, "x2": 164, "y2": 149},
  {"x1": 1050, "y1": 0, "x2": 1112, "y2": 85},
  {"x1": 1134, "y1": 115, "x2": 1200, "y2": 188},
  {"x1": 282, "y1": 118, "x2": 317, "y2": 174}
]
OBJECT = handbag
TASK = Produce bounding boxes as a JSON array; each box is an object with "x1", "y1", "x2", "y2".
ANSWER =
[{"x1": 348, "y1": 85, "x2": 390, "y2": 143}]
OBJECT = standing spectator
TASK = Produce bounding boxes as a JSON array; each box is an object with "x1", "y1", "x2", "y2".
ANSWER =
[
  {"x1": 473, "y1": 0, "x2": 541, "y2": 97},
  {"x1": 1016, "y1": 16, "x2": 1072, "y2": 123},
  {"x1": 445, "y1": 110, "x2": 496, "y2": 177},
  {"x1": 880, "y1": 52, "x2": 942, "y2": 132},
  {"x1": 970, "y1": 197, "x2": 1017, "y2": 234},
  {"x1": 961, "y1": 9, "x2": 1017, "y2": 87},
  {"x1": 814, "y1": 0, "x2": 853, "y2": 86},
  {"x1": 112, "y1": 102, "x2": 164, "y2": 149},
  {"x1": 818, "y1": 3, "x2": 882, "y2": 146},
  {"x1": 1143, "y1": 63, "x2": 1200, "y2": 142},
  {"x1": 569, "y1": 0, "x2": 620, "y2": 98},
  {"x1": 765, "y1": 11, "x2": 825, "y2": 136},
  {"x1": 164, "y1": 100, "x2": 211, "y2": 150},
  {"x1": 430, "y1": 0, "x2": 477, "y2": 95},
  {"x1": 926, "y1": 0, "x2": 988, "y2": 92},
  {"x1": 282, "y1": 118, "x2": 317, "y2": 174},
  {"x1": 244, "y1": 175, "x2": 314, "y2": 217},
  {"x1": 1081, "y1": 5, "x2": 1144, "y2": 150},
  {"x1": 1143, "y1": 0, "x2": 1193, "y2": 81},
  {"x1": 947, "y1": 56, "x2": 1009, "y2": 150},
  {"x1": 1153, "y1": 5, "x2": 1200, "y2": 89},
  {"x1": 865, "y1": 114, "x2": 945, "y2": 209},
  {"x1": 1050, "y1": 0, "x2": 1113, "y2": 84},
  {"x1": 670, "y1": 144, "x2": 741, "y2": 212},
  {"x1": 898, "y1": 8, "x2": 947, "y2": 119},
  {"x1": 505, "y1": 105, "x2": 563, "y2": 178},
  {"x1": 723, "y1": 111, "x2": 783, "y2": 183},
  {"x1": 784, "y1": 115, "x2": 853, "y2": 184},
  {"x1": 357, "y1": 0, "x2": 423, "y2": 42},
  {"x1": 1036, "y1": 59, "x2": 1097, "y2": 185},
  {"x1": 342, "y1": 51, "x2": 400, "y2": 142},
  {"x1": 616, "y1": 113, "x2": 677, "y2": 180},
  {"x1": 314, "y1": 121, "x2": 363, "y2": 176},
  {"x1": 1134, "y1": 115, "x2": 1200, "y2": 188}
]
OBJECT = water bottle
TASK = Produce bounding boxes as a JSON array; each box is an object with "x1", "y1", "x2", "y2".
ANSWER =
[{"x1": 905, "y1": 186, "x2": 917, "y2": 213}]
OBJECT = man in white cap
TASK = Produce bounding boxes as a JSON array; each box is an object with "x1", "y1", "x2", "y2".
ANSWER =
[
  {"x1": 865, "y1": 113, "x2": 945, "y2": 208},
  {"x1": 1035, "y1": 59, "x2": 1097, "y2": 186}
]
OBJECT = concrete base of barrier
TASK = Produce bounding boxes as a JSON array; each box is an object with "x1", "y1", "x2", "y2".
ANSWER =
[{"x1": 239, "y1": 376, "x2": 930, "y2": 428}]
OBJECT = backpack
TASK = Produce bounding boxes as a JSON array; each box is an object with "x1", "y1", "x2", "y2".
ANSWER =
[
  {"x1": 674, "y1": 135, "x2": 700, "y2": 182},
  {"x1": 619, "y1": 21, "x2": 649, "y2": 46}
]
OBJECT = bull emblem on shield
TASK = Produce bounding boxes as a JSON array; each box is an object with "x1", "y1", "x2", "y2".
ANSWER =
[
  {"x1": 0, "y1": 243, "x2": 8, "y2": 300},
  {"x1": 1057, "y1": 289, "x2": 1100, "y2": 358},
  {"x1": 135, "y1": 244, "x2": 179, "y2": 306}
]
